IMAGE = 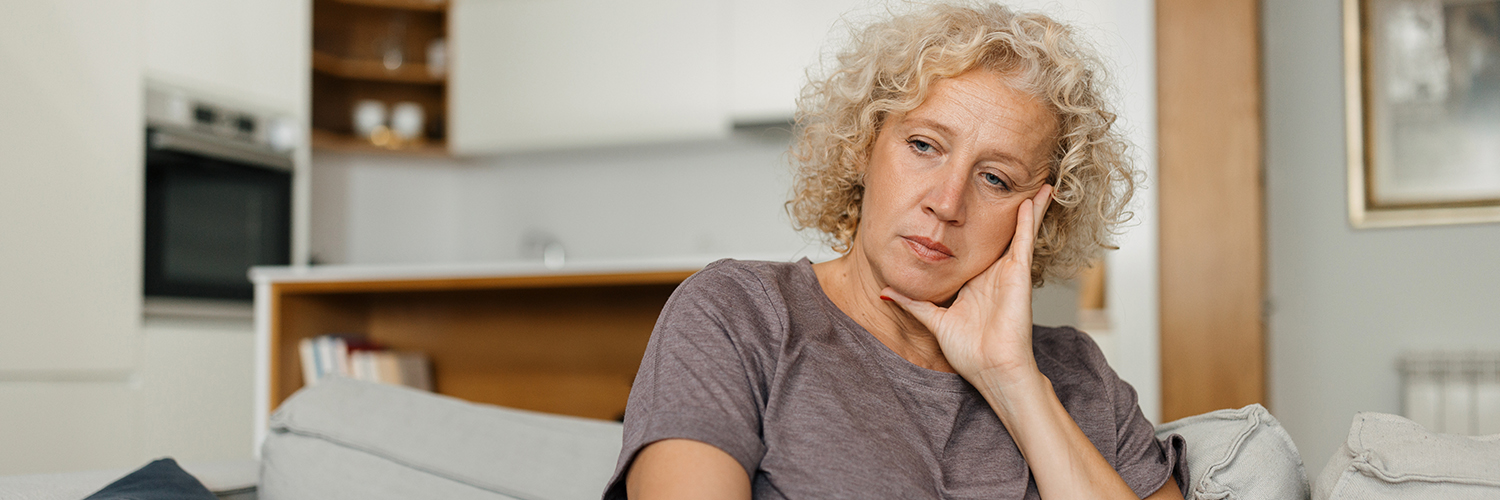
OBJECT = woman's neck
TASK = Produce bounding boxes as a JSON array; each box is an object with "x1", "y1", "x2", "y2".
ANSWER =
[{"x1": 812, "y1": 250, "x2": 956, "y2": 373}]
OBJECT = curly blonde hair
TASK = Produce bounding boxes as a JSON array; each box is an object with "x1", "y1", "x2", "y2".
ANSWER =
[{"x1": 787, "y1": 2, "x2": 1137, "y2": 287}]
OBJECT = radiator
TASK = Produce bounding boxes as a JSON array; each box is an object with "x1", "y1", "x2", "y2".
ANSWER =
[{"x1": 1399, "y1": 351, "x2": 1500, "y2": 435}]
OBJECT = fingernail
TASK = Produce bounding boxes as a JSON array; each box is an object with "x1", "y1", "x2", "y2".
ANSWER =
[{"x1": 879, "y1": 295, "x2": 895, "y2": 302}]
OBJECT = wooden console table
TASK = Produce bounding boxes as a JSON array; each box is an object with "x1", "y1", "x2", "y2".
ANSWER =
[{"x1": 251, "y1": 260, "x2": 705, "y2": 444}]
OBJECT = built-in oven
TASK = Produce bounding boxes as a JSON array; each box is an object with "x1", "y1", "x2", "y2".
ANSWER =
[{"x1": 144, "y1": 82, "x2": 298, "y2": 301}]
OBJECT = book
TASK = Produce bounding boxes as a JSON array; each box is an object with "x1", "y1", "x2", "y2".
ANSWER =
[
  {"x1": 396, "y1": 352, "x2": 433, "y2": 392},
  {"x1": 314, "y1": 335, "x2": 339, "y2": 382},
  {"x1": 298, "y1": 333, "x2": 434, "y2": 391},
  {"x1": 374, "y1": 351, "x2": 401, "y2": 385},
  {"x1": 298, "y1": 338, "x2": 318, "y2": 387}
]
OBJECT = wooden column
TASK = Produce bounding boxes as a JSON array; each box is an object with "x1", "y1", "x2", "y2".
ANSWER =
[{"x1": 1157, "y1": 0, "x2": 1266, "y2": 420}]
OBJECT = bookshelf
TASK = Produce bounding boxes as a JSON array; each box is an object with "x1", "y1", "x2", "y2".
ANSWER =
[{"x1": 254, "y1": 265, "x2": 699, "y2": 426}]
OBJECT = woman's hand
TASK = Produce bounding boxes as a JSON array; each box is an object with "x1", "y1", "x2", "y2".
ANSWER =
[{"x1": 882, "y1": 183, "x2": 1053, "y2": 387}]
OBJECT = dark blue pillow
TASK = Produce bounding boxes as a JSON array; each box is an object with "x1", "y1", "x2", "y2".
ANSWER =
[{"x1": 84, "y1": 458, "x2": 217, "y2": 500}]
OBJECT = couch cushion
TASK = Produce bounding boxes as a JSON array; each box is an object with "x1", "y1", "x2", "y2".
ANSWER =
[
  {"x1": 1314, "y1": 412, "x2": 1500, "y2": 500},
  {"x1": 1155, "y1": 404, "x2": 1310, "y2": 500},
  {"x1": 0, "y1": 460, "x2": 257, "y2": 500},
  {"x1": 0, "y1": 469, "x2": 136, "y2": 500},
  {"x1": 261, "y1": 377, "x2": 622, "y2": 500}
]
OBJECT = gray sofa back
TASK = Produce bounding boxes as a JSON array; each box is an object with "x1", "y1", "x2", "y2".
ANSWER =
[{"x1": 261, "y1": 378, "x2": 622, "y2": 500}]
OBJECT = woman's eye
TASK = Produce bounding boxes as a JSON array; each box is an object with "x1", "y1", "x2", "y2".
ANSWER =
[
  {"x1": 908, "y1": 139, "x2": 934, "y2": 154},
  {"x1": 981, "y1": 172, "x2": 1009, "y2": 189}
]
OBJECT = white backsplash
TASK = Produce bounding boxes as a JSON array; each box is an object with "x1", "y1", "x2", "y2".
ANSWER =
[{"x1": 311, "y1": 129, "x2": 815, "y2": 266}]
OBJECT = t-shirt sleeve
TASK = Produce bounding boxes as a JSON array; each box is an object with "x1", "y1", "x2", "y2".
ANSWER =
[
  {"x1": 1088, "y1": 337, "x2": 1191, "y2": 498},
  {"x1": 601, "y1": 261, "x2": 783, "y2": 499}
]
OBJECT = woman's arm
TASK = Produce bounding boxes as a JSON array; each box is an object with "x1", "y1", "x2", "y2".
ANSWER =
[
  {"x1": 885, "y1": 185, "x2": 1184, "y2": 500},
  {"x1": 626, "y1": 439, "x2": 751, "y2": 500},
  {"x1": 973, "y1": 367, "x2": 1182, "y2": 500},
  {"x1": 625, "y1": 437, "x2": 1173, "y2": 500},
  {"x1": 604, "y1": 260, "x2": 780, "y2": 499}
]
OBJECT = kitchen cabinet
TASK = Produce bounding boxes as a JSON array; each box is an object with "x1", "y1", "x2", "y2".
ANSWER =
[
  {"x1": 0, "y1": 0, "x2": 143, "y2": 372},
  {"x1": 448, "y1": 0, "x2": 727, "y2": 155},
  {"x1": 726, "y1": 0, "x2": 872, "y2": 124},
  {"x1": 327, "y1": 0, "x2": 874, "y2": 155},
  {"x1": 145, "y1": 0, "x2": 310, "y2": 117},
  {"x1": 0, "y1": 0, "x2": 147, "y2": 474}
]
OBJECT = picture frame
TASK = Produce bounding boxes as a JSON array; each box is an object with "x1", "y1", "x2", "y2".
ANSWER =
[{"x1": 1345, "y1": 0, "x2": 1500, "y2": 228}]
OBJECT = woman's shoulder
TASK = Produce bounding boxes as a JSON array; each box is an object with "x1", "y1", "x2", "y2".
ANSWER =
[
  {"x1": 692, "y1": 257, "x2": 808, "y2": 280},
  {"x1": 1031, "y1": 324, "x2": 1101, "y2": 351},
  {"x1": 660, "y1": 258, "x2": 812, "y2": 339},
  {"x1": 677, "y1": 258, "x2": 811, "y2": 304}
]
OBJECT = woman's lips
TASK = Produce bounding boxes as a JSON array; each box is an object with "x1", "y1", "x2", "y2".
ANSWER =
[{"x1": 903, "y1": 236, "x2": 954, "y2": 261}]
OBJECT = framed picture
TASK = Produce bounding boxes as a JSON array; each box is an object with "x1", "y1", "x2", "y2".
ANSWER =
[{"x1": 1345, "y1": 0, "x2": 1500, "y2": 228}]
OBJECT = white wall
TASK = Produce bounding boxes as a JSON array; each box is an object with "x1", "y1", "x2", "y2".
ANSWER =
[
  {"x1": 1264, "y1": 0, "x2": 1500, "y2": 471},
  {"x1": 311, "y1": 129, "x2": 817, "y2": 266}
]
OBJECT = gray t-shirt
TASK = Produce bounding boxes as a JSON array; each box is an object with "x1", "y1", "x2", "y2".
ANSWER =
[{"x1": 604, "y1": 259, "x2": 1187, "y2": 499}]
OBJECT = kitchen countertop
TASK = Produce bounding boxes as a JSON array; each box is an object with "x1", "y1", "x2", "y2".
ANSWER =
[{"x1": 249, "y1": 251, "x2": 836, "y2": 285}]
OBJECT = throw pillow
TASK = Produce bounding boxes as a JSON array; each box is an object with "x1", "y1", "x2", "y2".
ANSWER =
[
  {"x1": 84, "y1": 458, "x2": 217, "y2": 500},
  {"x1": 1314, "y1": 412, "x2": 1500, "y2": 500},
  {"x1": 1155, "y1": 404, "x2": 1311, "y2": 500}
]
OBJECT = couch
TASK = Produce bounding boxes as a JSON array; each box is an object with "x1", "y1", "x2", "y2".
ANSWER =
[{"x1": 3, "y1": 377, "x2": 1496, "y2": 500}]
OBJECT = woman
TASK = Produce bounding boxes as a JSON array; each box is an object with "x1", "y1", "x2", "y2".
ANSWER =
[{"x1": 604, "y1": 3, "x2": 1188, "y2": 499}]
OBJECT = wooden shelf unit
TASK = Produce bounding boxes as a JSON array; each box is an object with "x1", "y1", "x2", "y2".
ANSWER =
[
  {"x1": 265, "y1": 270, "x2": 696, "y2": 420},
  {"x1": 313, "y1": 50, "x2": 445, "y2": 84},
  {"x1": 328, "y1": 0, "x2": 448, "y2": 13},
  {"x1": 311, "y1": 0, "x2": 448, "y2": 152},
  {"x1": 310, "y1": 127, "x2": 447, "y2": 155}
]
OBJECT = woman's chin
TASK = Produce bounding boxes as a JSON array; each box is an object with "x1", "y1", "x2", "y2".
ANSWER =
[
  {"x1": 886, "y1": 282, "x2": 960, "y2": 305},
  {"x1": 874, "y1": 263, "x2": 959, "y2": 303}
]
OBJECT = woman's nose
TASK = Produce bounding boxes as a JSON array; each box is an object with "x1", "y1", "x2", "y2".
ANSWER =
[{"x1": 921, "y1": 164, "x2": 966, "y2": 224}]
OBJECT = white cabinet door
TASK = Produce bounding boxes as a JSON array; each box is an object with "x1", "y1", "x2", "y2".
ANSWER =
[
  {"x1": 144, "y1": 0, "x2": 309, "y2": 113},
  {"x1": 727, "y1": 0, "x2": 874, "y2": 124},
  {"x1": 0, "y1": 1, "x2": 143, "y2": 372},
  {"x1": 0, "y1": 383, "x2": 142, "y2": 474},
  {"x1": 449, "y1": 0, "x2": 727, "y2": 155}
]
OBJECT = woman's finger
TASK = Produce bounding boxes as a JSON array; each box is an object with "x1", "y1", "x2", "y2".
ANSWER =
[
  {"x1": 1007, "y1": 184, "x2": 1053, "y2": 267},
  {"x1": 1031, "y1": 184, "x2": 1053, "y2": 236},
  {"x1": 1009, "y1": 198, "x2": 1036, "y2": 264},
  {"x1": 881, "y1": 287, "x2": 943, "y2": 331}
]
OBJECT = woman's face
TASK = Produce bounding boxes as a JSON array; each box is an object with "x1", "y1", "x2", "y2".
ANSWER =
[{"x1": 855, "y1": 69, "x2": 1058, "y2": 303}]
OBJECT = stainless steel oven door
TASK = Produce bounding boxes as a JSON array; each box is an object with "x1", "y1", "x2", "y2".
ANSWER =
[{"x1": 144, "y1": 127, "x2": 293, "y2": 301}]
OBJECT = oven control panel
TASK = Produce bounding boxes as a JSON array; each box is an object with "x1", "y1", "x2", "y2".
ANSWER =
[{"x1": 145, "y1": 81, "x2": 300, "y2": 153}]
